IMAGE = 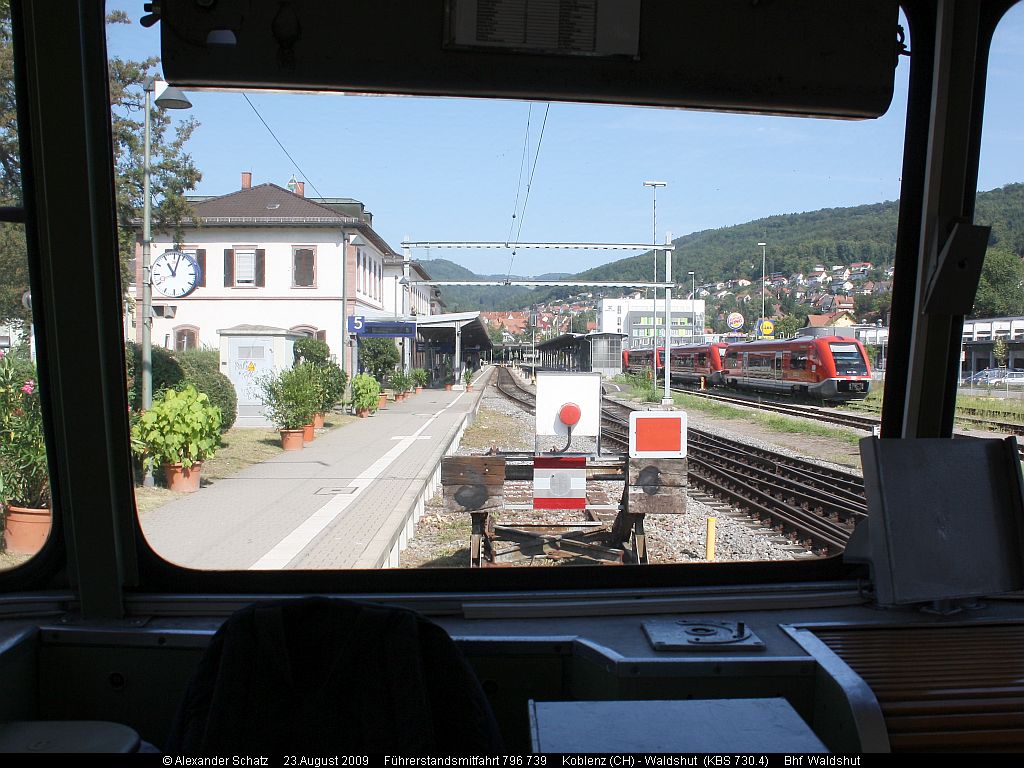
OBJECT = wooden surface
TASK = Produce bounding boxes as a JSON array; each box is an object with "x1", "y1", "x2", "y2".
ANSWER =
[{"x1": 627, "y1": 457, "x2": 687, "y2": 515}]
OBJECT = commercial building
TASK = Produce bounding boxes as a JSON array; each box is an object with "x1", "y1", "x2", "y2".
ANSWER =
[{"x1": 598, "y1": 298, "x2": 706, "y2": 349}]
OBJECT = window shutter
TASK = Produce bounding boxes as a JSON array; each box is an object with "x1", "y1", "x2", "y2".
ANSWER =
[
  {"x1": 255, "y1": 249, "x2": 266, "y2": 287},
  {"x1": 315, "y1": 330, "x2": 327, "y2": 342},
  {"x1": 294, "y1": 248, "x2": 314, "y2": 287},
  {"x1": 196, "y1": 249, "x2": 206, "y2": 288},
  {"x1": 224, "y1": 249, "x2": 234, "y2": 287}
]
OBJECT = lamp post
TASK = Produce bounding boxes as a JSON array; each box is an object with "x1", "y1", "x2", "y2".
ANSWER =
[
  {"x1": 757, "y1": 241, "x2": 767, "y2": 332},
  {"x1": 662, "y1": 231, "x2": 673, "y2": 405},
  {"x1": 643, "y1": 181, "x2": 667, "y2": 295},
  {"x1": 141, "y1": 78, "x2": 192, "y2": 486},
  {"x1": 688, "y1": 271, "x2": 696, "y2": 341}
]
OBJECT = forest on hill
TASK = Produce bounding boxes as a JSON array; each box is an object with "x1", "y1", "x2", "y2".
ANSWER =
[{"x1": 421, "y1": 183, "x2": 1024, "y2": 319}]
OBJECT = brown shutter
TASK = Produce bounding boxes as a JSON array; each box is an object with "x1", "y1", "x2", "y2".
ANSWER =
[
  {"x1": 224, "y1": 249, "x2": 234, "y2": 287},
  {"x1": 255, "y1": 249, "x2": 266, "y2": 287},
  {"x1": 315, "y1": 330, "x2": 327, "y2": 342},
  {"x1": 196, "y1": 249, "x2": 206, "y2": 288},
  {"x1": 294, "y1": 248, "x2": 314, "y2": 286}
]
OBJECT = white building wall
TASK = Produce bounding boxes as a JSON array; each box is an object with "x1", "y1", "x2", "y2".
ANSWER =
[
  {"x1": 145, "y1": 226, "x2": 383, "y2": 363},
  {"x1": 598, "y1": 298, "x2": 705, "y2": 334}
]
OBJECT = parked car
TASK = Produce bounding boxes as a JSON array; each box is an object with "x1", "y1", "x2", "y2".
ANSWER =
[
  {"x1": 960, "y1": 368, "x2": 1007, "y2": 386},
  {"x1": 989, "y1": 371, "x2": 1024, "y2": 387}
]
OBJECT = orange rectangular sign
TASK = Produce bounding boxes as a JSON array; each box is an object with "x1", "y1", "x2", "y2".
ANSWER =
[{"x1": 628, "y1": 411, "x2": 687, "y2": 458}]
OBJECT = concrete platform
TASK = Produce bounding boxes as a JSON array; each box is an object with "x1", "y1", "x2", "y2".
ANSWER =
[{"x1": 140, "y1": 369, "x2": 490, "y2": 570}]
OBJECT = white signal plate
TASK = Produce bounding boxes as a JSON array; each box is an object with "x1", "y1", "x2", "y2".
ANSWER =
[
  {"x1": 535, "y1": 372, "x2": 602, "y2": 437},
  {"x1": 629, "y1": 410, "x2": 688, "y2": 458}
]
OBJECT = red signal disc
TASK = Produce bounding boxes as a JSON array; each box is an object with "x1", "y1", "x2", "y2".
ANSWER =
[{"x1": 558, "y1": 402, "x2": 582, "y2": 427}]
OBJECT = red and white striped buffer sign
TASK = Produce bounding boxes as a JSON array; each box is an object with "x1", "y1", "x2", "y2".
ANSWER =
[
  {"x1": 628, "y1": 411, "x2": 688, "y2": 459},
  {"x1": 533, "y1": 456, "x2": 587, "y2": 509}
]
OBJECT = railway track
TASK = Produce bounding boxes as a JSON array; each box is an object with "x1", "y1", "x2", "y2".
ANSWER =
[
  {"x1": 670, "y1": 387, "x2": 881, "y2": 431},
  {"x1": 494, "y1": 367, "x2": 861, "y2": 555}
]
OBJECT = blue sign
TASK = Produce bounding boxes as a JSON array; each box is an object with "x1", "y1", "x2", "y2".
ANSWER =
[{"x1": 346, "y1": 316, "x2": 416, "y2": 337}]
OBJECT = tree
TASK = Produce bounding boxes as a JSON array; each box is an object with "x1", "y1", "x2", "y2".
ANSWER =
[
  {"x1": 358, "y1": 337, "x2": 400, "y2": 382},
  {"x1": 993, "y1": 338, "x2": 1008, "y2": 369},
  {"x1": 971, "y1": 248, "x2": 1024, "y2": 319},
  {"x1": 0, "y1": 7, "x2": 201, "y2": 327}
]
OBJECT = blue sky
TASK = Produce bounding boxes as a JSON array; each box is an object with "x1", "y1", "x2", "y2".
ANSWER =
[{"x1": 106, "y1": 4, "x2": 1023, "y2": 277}]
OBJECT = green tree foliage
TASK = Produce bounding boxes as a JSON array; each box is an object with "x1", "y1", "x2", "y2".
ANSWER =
[
  {"x1": 972, "y1": 247, "x2": 1024, "y2": 318},
  {"x1": 358, "y1": 337, "x2": 400, "y2": 382},
  {"x1": 0, "y1": 7, "x2": 201, "y2": 328}
]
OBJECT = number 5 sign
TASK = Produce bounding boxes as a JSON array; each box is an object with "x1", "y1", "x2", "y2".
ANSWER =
[{"x1": 347, "y1": 315, "x2": 365, "y2": 333}]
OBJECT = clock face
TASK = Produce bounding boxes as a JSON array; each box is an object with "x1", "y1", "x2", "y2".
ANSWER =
[{"x1": 152, "y1": 251, "x2": 201, "y2": 298}]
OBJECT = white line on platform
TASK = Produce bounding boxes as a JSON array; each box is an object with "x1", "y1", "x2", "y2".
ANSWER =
[
  {"x1": 250, "y1": 392, "x2": 467, "y2": 570},
  {"x1": 390, "y1": 435, "x2": 432, "y2": 440}
]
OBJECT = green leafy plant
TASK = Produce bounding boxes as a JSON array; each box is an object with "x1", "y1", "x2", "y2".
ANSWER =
[
  {"x1": 463, "y1": 367, "x2": 474, "y2": 387},
  {"x1": 312, "y1": 361, "x2": 347, "y2": 412},
  {"x1": 258, "y1": 364, "x2": 319, "y2": 430},
  {"x1": 0, "y1": 352, "x2": 50, "y2": 509},
  {"x1": 411, "y1": 368, "x2": 429, "y2": 389},
  {"x1": 351, "y1": 373, "x2": 381, "y2": 412},
  {"x1": 293, "y1": 337, "x2": 331, "y2": 366},
  {"x1": 443, "y1": 360, "x2": 454, "y2": 385},
  {"x1": 176, "y1": 348, "x2": 238, "y2": 431},
  {"x1": 358, "y1": 337, "x2": 400, "y2": 382},
  {"x1": 130, "y1": 384, "x2": 222, "y2": 472},
  {"x1": 391, "y1": 370, "x2": 412, "y2": 393}
]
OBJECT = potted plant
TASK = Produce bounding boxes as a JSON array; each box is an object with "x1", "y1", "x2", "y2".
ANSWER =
[
  {"x1": 443, "y1": 361, "x2": 454, "y2": 391},
  {"x1": 351, "y1": 374, "x2": 380, "y2": 417},
  {"x1": 131, "y1": 384, "x2": 222, "y2": 493},
  {"x1": 310, "y1": 361, "x2": 347, "y2": 430},
  {"x1": 463, "y1": 367, "x2": 475, "y2": 391},
  {"x1": 0, "y1": 353, "x2": 51, "y2": 554},
  {"x1": 391, "y1": 371, "x2": 411, "y2": 401},
  {"x1": 411, "y1": 368, "x2": 428, "y2": 393},
  {"x1": 259, "y1": 364, "x2": 318, "y2": 450}
]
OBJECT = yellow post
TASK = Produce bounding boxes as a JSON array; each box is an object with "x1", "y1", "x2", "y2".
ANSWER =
[{"x1": 705, "y1": 517, "x2": 717, "y2": 561}]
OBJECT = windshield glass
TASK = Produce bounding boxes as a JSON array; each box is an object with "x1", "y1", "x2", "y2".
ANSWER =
[{"x1": 829, "y1": 344, "x2": 869, "y2": 376}]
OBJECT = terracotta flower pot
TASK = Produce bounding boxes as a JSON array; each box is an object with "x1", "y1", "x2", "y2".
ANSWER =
[
  {"x1": 302, "y1": 423, "x2": 315, "y2": 443},
  {"x1": 312, "y1": 412, "x2": 325, "y2": 430},
  {"x1": 357, "y1": 408, "x2": 370, "y2": 418},
  {"x1": 415, "y1": 386, "x2": 423, "y2": 394},
  {"x1": 444, "y1": 384, "x2": 453, "y2": 391},
  {"x1": 163, "y1": 462, "x2": 202, "y2": 493},
  {"x1": 378, "y1": 394, "x2": 388, "y2": 410},
  {"x1": 3, "y1": 504, "x2": 52, "y2": 555},
  {"x1": 280, "y1": 428, "x2": 304, "y2": 450}
]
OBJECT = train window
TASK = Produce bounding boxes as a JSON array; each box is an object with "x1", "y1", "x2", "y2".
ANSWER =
[
  {"x1": 0, "y1": 4, "x2": 53, "y2": 571},
  {"x1": 829, "y1": 344, "x2": 870, "y2": 376},
  {"x1": 91, "y1": 3, "x2": 922, "y2": 577}
]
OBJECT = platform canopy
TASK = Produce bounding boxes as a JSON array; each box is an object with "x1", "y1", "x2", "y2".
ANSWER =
[{"x1": 416, "y1": 312, "x2": 493, "y2": 351}]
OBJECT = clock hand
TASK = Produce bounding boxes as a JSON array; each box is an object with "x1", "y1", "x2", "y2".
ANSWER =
[{"x1": 170, "y1": 254, "x2": 180, "y2": 276}]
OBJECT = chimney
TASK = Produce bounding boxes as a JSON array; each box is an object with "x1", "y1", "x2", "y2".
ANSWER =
[
  {"x1": 241, "y1": 171, "x2": 252, "y2": 189},
  {"x1": 295, "y1": 181, "x2": 305, "y2": 197}
]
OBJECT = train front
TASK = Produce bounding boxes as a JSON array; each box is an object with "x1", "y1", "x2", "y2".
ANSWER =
[{"x1": 813, "y1": 337, "x2": 873, "y2": 399}]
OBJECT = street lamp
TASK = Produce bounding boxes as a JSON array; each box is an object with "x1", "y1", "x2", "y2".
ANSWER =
[
  {"x1": 141, "y1": 78, "x2": 192, "y2": 486},
  {"x1": 688, "y1": 271, "x2": 696, "y2": 340},
  {"x1": 643, "y1": 181, "x2": 667, "y2": 292},
  {"x1": 757, "y1": 241, "x2": 767, "y2": 332}
]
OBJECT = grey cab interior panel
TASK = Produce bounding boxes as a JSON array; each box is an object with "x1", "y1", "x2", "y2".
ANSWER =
[{"x1": 160, "y1": 0, "x2": 899, "y2": 118}]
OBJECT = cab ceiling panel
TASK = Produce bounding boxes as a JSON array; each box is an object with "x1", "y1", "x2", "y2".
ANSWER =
[{"x1": 160, "y1": 0, "x2": 899, "y2": 119}]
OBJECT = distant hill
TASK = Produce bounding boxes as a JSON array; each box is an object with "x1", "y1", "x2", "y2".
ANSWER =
[
  {"x1": 418, "y1": 257, "x2": 571, "y2": 311},
  {"x1": 578, "y1": 182, "x2": 1024, "y2": 288},
  {"x1": 418, "y1": 183, "x2": 1024, "y2": 312}
]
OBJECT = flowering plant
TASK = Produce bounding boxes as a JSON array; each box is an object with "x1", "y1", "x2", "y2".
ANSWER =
[{"x1": 0, "y1": 352, "x2": 51, "y2": 509}]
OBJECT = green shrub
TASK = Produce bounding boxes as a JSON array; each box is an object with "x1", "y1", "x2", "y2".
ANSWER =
[
  {"x1": 411, "y1": 368, "x2": 429, "y2": 388},
  {"x1": 351, "y1": 373, "x2": 381, "y2": 412},
  {"x1": 293, "y1": 337, "x2": 331, "y2": 365},
  {"x1": 130, "y1": 385, "x2": 222, "y2": 472},
  {"x1": 391, "y1": 370, "x2": 412, "y2": 393},
  {"x1": 258, "y1": 364, "x2": 319, "y2": 429},
  {"x1": 0, "y1": 353, "x2": 50, "y2": 509},
  {"x1": 125, "y1": 341, "x2": 184, "y2": 410},
  {"x1": 177, "y1": 352, "x2": 238, "y2": 431},
  {"x1": 359, "y1": 337, "x2": 400, "y2": 382},
  {"x1": 312, "y1": 362, "x2": 347, "y2": 412}
]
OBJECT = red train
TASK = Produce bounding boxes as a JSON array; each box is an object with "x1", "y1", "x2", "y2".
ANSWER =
[{"x1": 622, "y1": 336, "x2": 873, "y2": 400}]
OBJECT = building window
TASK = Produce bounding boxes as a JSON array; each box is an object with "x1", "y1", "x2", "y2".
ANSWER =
[
  {"x1": 235, "y1": 250, "x2": 255, "y2": 285},
  {"x1": 175, "y1": 327, "x2": 199, "y2": 351},
  {"x1": 293, "y1": 247, "x2": 315, "y2": 287},
  {"x1": 224, "y1": 248, "x2": 264, "y2": 287}
]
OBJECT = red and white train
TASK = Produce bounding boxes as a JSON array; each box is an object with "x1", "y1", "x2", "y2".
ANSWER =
[{"x1": 623, "y1": 336, "x2": 873, "y2": 400}]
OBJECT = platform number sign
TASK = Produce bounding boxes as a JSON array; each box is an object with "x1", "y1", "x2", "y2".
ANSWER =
[{"x1": 347, "y1": 315, "x2": 365, "y2": 333}]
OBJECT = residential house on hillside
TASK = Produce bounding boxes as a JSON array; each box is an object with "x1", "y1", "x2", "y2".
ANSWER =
[{"x1": 807, "y1": 311, "x2": 857, "y2": 328}]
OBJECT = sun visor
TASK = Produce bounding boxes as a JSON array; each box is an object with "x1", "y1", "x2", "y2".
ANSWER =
[{"x1": 159, "y1": 0, "x2": 899, "y2": 119}]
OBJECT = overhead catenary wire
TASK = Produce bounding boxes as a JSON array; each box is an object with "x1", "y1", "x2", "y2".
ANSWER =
[
  {"x1": 507, "y1": 102, "x2": 551, "y2": 279},
  {"x1": 242, "y1": 93, "x2": 325, "y2": 199},
  {"x1": 505, "y1": 103, "x2": 533, "y2": 251}
]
